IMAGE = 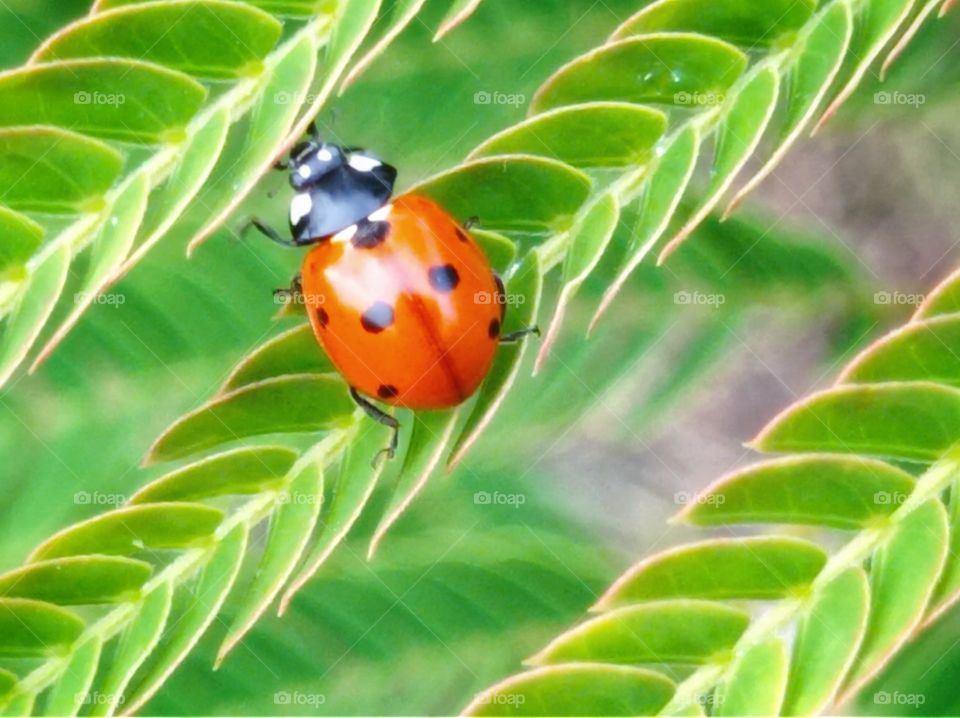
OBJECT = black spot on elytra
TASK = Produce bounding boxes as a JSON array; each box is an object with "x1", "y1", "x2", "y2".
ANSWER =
[
  {"x1": 428, "y1": 264, "x2": 460, "y2": 292},
  {"x1": 316, "y1": 307, "x2": 329, "y2": 328},
  {"x1": 455, "y1": 227, "x2": 469, "y2": 243},
  {"x1": 489, "y1": 318, "x2": 501, "y2": 339},
  {"x1": 351, "y1": 220, "x2": 389, "y2": 249},
  {"x1": 377, "y1": 384, "x2": 399, "y2": 399},
  {"x1": 361, "y1": 302, "x2": 394, "y2": 333}
]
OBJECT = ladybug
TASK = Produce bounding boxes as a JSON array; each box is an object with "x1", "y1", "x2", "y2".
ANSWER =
[{"x1": 248, "y1": 123, "x2": 537, "y2": 462}]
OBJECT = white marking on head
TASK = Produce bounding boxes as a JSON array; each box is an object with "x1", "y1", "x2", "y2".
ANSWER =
[
  {"x1": 348, "y1": 153, "x2": 382, "y2": 172},
  {"x1": 332, "y1": 224, "x2": 358, "y2": 244},
  {"x1": 289, "y1": 192, "x2": 312, "y2": 225},
  {"x1": 367, "y1": 203, "x2": 393, "y2": 222},
  {"x1": 297, "y1": 164, "x2": 312, "y2": 179},
  {"x1": 316, "y1": 147, "x2": 333, "y2": 162}
]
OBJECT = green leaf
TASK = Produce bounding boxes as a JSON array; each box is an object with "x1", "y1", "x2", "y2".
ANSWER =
[
  {"x1": 0, "y1": 60, "x2": 206, "y2": 144},
  {"x1": 471, "y1": 229, "x2": 518, "y2": 274},
  {"x1": 183, "y1": 33, "x2": 319, "y2": 253},
  {"x1": 265, "y1": 0, "x2": 374, "y2": 151},
  {"x1": 928, "y1": 481, "x2": 960, "y2": 623},
  {"x1": 593, "y1": 537, "x2": 827, "y2": 609},
  {"x1": 216, "y1": 461, "x2": 324, "y2": 665},
  {"x1": 463, "y1": 664, "x2": 675, "y2": 717},
  {"x1": 536, "y1": 193, "x2": 620, "y2": 372},
  {"x1": 752, "y1": 382, "x2": 960, "y2": 462},
  {"x1": 1, "y1": 693, "x2": 35, "y2": 717},
  {"x1": 727, "y1": 3, "x2": 853, "y2": 213},
  {"x1": 41, "y1": 637, "x2": 101, "y2": 717},
  {"x1": 279, "y1": 422, "x2": 387, "y2": 613},
  {"x1": 0, "y1": 599, "x2": 84, "y2": 657},
  {"x1": 659, "y1": 65, "x2": 780, "y2": 262},
  {"x1": 817, "y1": 0, "x2": 917, "y2": 129},
  {"x1": 0, "y1": 241, "x2": 72, "y2": 387},
  {"x1": 32, "y1": 171, "x2": 151, "y2": 368},
  {"x1": 0, "y1": 127, "x2": 122, "y2": 214},
  {"x1": 714, "y1": 638, "x2": 789, "y2": 716},
  {"x1": 131, "y1": 446, "x2": 297, "y2": 504},
  {"x1": 782, "y1": 568, "x2": 870, "y2": 716},
  {"x1": 368, "y1": 408, "x2": 462, "y2": 558},
  {"x1": 591, "y1": 125, "x2": 700, "y2": 332},
  {"x1": 82, "y1": 172, "x2": 150, "y2": 293},
  {"x1": 97, "y1": 0, "x2": 335, "y2": 16},
  {"x1": 447, "y1": 252, "x2": 542, "y2": 469},
  {"x1": 221, "y1": 324, "x2": 333, "y2": 392},
  {"x1": 115, "y1": 106, "x2": 231, "y2": 281},
  {"x1": 0, "y1": 671, "x2": 15, "y2": 702},
  {"x1": 0, "y1": 208, "x2": 42, "y2": 276},
  {"x1": 123, "y1": 525, "x2": 248, "y2": 715},
  {"x1": 881, "y1": 0, "x2": 946, "y2": 77},
  {"x1": 88, "y1": 581, "x2": 172, "y2": 717},
  {"x1": 28, "y1": 504, "x2": 223, "y2": 561},
  {"x1": 434, "y1": 0, "x2": 483, "y2": 40},
  {"x1": 147, "y1": 374, "x2": 353, "y2": 464},
  {"x1": 469, "y1": 102, "x2": 667, "y2": 169},
  {"x1": 843, "y1": 500, "x2": 949, "y2": 695},
  {"x1": 915, "y1": 267, "x2": 960, "y2": 318},
  {"x1": 610, "y1": 0, "x2": 817, "y2": 46},
  {"x1": 531, "y1": 34, "x2": 747, "y2": 113},
  {"x1": 530, "y1": 600, "x2": 749, "y2": 666},
  {"x1": 33, "y1": 1, "x2": 281, "y2": 80},
  {"x1": 342, "y1": 0, "x2": 428, "y2": 89},
  {"x1": 410, "y1": 156, "x2": 592, "y2": 233},
  {"x1": 841, "y1": 315, "x2": 960, "y2": 386},
  {"x1": 676, "y1": 455, "x2": 917, "y2": 529},
  {"x1": 0, "y1": 556, "x2": 152, "y2": 605}
]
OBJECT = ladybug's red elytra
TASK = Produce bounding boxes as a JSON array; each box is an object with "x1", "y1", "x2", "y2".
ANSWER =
[{"x1": 248, "y1": 123, "x2": 538, "y2": 461}]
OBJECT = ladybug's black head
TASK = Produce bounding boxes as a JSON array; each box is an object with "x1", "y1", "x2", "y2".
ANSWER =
[{"x1": 286, "y1": 140, "x2": 398, "y2": 240}]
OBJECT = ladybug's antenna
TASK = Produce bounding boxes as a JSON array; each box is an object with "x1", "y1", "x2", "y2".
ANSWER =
[{"x1": 307, "y1": 120, "x2": 322, "y2": 143}]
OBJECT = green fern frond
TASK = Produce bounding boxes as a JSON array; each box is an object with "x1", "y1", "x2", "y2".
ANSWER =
[
  {"x1": 0, "y1": 0, "x2": 462, "y2": 389},
  {"x1": 466, "y1": 264, "x2": 960, "y2": 716},
  {"x1": 0, "y1": 0, "x2": 947, "y2": 714}
]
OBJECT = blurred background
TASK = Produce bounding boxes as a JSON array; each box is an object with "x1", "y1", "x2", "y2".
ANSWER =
[{"x1": 2, "y1": 0, "x2": 960, "y2": 714}]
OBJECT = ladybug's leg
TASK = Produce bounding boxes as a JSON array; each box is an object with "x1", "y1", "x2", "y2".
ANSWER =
[
  {"x1": 463, "y1": 216, "x2": 480, "y2": 230},
  {"x1": 493, "y1": 272, "x2": 540, "y2": 344},
  {"x1": 245, "y1": 217, "x2": 295, "y2": 246},
  {"x1": 500, "y1": 327, "x2": 541, "y2": 344},
  {"x1": 349, "y1": 387, "x2": 400, "y2": 466},
  {"x1": 272, "y1": 273, "x2": 303, "y2": 305}
]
